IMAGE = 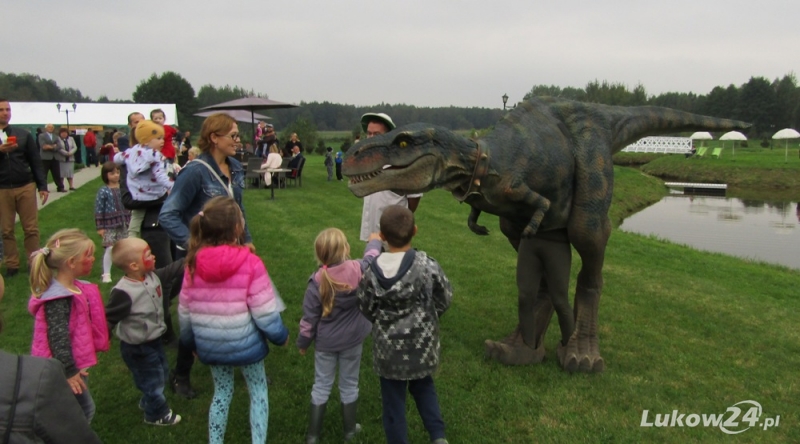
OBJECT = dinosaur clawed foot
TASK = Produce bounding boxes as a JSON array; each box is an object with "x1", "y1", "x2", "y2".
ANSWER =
[
  {"x1": 557, "y1": 340, "x2": 605, "y2": 373},
  {"x1": 468, "y1": 223, "x2": 490, "y2": 235},
  {"x1": 484, "y1": 328, "x2": 545, "y2": 365}
]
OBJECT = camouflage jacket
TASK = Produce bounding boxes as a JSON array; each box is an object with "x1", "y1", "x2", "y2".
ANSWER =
[{"x1": 358, "y1": 249, "x2": 452, "y2": 380}]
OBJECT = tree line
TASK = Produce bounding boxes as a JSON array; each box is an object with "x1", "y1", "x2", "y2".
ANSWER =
[
  {"x1": 524, "y1": 75, "x2": 800, "y2": 139},
  {"x1": 2, "y1": 71, "x2": 797, "y2": 140}
]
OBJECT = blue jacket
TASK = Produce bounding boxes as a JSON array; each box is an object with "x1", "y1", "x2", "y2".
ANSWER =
[{"x1": 159, "y1": 152, "x2": 252, "y2": 248}]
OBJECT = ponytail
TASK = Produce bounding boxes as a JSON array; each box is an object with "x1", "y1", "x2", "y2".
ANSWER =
[
  {"x1": 318, "y1": 266, "x2": 350, "y2": 317},
  {"x1": 30, "y1": 229, "x2": 92, "y2": 296},
  {"x1": 313, "y1": 228, "x2": 351, "y2": 317}
]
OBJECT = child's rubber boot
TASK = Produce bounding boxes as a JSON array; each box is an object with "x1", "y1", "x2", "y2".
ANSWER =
[
  {"x1": 306, "y1": 402, "x2": 326, "y2": 444},
  {"x1": 169, "y1": 370, "x2": 197, "y2": 399},
  {"x1": 342, "y1": 400, "x2": 362, "y2": 441}
]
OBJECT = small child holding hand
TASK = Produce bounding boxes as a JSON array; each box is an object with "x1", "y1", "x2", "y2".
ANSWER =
[
  {"x1": 297, "y1": 228, "x2": 382, "y2": 443},
  {"x1": 104, "y1": 237, "x2": 185, "y2": 426},
  {"x1": 358, "y1": 205, "x2": 453, "y2": 444}
]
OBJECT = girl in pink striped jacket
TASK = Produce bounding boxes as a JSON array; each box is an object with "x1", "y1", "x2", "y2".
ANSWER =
[
  {"x1": 179, "y1": 196, "x2": 289, "y2": 444},
  {"x1": 28, "y1": 228, "x2": 109, "y2": 423}
]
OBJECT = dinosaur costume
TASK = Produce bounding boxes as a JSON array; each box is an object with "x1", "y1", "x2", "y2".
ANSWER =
[{"x1": 343, "y1": 97, "x2": 750, "y2": 372}]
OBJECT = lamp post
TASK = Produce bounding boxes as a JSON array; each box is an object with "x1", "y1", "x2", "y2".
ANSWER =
[
  {"x1": 56, "y1": 103, "x2": 77, "y2": 133},
  {"x1": 502, "y1": 93, "x2": 509, "y2": 110}
]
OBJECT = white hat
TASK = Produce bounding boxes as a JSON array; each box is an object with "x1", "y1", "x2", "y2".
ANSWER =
[{"x1": 360, "y1": 113, "x2": 396, "y2": 133}]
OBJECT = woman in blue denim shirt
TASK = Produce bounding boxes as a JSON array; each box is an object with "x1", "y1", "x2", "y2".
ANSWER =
[
  {"x1": 158, "y1": 113, "x2": 256, "y2": 399},
  {"x1": 159, "y1": 113, "x2": 254, "y2": 253}
]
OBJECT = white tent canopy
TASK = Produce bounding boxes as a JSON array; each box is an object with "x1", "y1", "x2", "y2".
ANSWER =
[{"x1": 8, "y1": 102, "x2": 179, "y2": 127}]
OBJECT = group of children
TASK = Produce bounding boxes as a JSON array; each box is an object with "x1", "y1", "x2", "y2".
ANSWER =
[{"x1": 33, "y1": 180, "x2": 453, "y2": 443}]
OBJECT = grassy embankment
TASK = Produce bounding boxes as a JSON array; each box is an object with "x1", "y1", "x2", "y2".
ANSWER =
[
  {"x1": 0, "y1": 163, "x2": 797, "y2": 443},
  {"x1": 614, "y1": 140, "x2": 800, "y2": 199}
]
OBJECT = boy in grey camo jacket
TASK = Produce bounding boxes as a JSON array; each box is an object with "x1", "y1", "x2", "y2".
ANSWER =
[{"x1": 357, "y1": 205, "x2": 452, "y2": 444}]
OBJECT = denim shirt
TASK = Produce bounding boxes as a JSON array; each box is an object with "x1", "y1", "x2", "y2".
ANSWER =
[{"x1": 159, "y1": 152, "x2": 252, "y2": 248}]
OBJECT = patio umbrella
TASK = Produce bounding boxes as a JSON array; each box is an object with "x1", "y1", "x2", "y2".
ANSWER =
[
  {"x1": 199, "y1": 97, "x2": 299, "y2": 142},
  {"x1": 772, "y1": 128, "x2": 800, "y2": 162},
  {"x1": 690, "y1": 131, "x2": 713, "y2": 148},
  {"x1": 719, "y1": 131, "x2": 747, "y2": 157},
  {"x1": 194, "y1": 110, "x2": 271, "y2": 124}
]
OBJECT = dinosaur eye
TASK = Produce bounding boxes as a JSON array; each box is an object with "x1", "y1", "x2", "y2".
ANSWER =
[{"x1": 399, "y1": 141, "x2": 408, "y2": 148}]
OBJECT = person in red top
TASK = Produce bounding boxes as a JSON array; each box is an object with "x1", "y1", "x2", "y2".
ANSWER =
[
  {"x1": 150, "y1": 109, "x2": 176, "y2": 161},
  {"x1": 83, "y1": 130, "x2": 98, "y2": 167}
]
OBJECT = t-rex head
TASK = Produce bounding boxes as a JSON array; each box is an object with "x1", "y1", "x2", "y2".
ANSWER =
[{"x1": 343, "y1": 123, "x2": 477, "y2": 197}]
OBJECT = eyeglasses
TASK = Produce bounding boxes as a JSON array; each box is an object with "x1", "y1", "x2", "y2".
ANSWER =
[{"x1": 221, "y1": 133, "x2": 240, "y2": 140}]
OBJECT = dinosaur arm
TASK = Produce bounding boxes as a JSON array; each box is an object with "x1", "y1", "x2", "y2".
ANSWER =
[
  {"x1": 497, "y1": 185, "x2": 550, "y2": 238},
  {"x1": 467, "y1": 207, "x2": 489, "y2": 235}
]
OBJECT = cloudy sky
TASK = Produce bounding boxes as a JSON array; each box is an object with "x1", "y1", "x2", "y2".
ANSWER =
[{"x1": 10, "y1": 0, "x2": 799, "y2": 109}]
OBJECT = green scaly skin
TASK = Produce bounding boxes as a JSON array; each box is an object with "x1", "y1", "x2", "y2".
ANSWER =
[{"x1": 344, "y1": 97, "x2": 751, "y2": 372}]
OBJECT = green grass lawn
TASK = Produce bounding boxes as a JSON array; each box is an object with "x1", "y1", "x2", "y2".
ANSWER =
[{"x1": 1, "y1": 163, "x2": 798, "y2": 443}]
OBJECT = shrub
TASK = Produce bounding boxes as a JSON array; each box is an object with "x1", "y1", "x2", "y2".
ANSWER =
[{"x1": 761, "y1": 139, "x2": 770, "y2": 148}]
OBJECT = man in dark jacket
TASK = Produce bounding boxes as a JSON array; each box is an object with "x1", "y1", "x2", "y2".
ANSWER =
[{"x1": 0, "y1": 99, "x2": 49, "y2": 277}]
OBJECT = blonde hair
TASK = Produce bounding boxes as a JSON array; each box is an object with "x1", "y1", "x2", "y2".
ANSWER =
[
  {"x1": 186, "y1": 197, "x2": 244, "y2": 280},
  {"x1": 314, "y1": 228, "x2": 351, "y2": 317},
  {"x1": 30, "y1": 229, "x2": 93, "y2": 296},
  {"x1": 111, "y1": 238, "x2": 148, "y2": 272},
  {"x1": 268, "y1": 144, "x2": 279, "y2": 154},
  {"x1": 187, "y1": 147, "x2": 201, "y2": 159}
]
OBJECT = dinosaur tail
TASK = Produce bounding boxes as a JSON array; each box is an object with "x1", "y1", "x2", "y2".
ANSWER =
[{"x1": 603, "y1": 104, "x2": 752, "y2": 152}]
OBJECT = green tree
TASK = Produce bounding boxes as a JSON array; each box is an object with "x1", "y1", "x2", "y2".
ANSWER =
[
  {"x1": 196, "y1": 84, "x2": 264, "y2": 109},
  {"x1": 773, "y1": 73, "x2": 798, "y2": 129},
  {"x1": 0, "y1": 72, "x2": 89, "y2": 102},
  {"x1": 132, "y1": 71, "x2": 198, "y2": 130},
  {"x1": 737, "y1": 76, "x2": 777, "y2": 137},
  {"x1": 315, "y1": 139, "x2": 327, "y2": 156}
]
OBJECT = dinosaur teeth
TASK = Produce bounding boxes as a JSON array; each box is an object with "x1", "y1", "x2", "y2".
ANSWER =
[{"x1": 350, "y1": 169, "x2": 383, "y2": 184}]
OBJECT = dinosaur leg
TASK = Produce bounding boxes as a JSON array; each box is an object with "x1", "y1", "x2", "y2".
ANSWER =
[
  {"x1": 560, "y1": 216, "x2": 610, "y2": 373},
  {"x1": 541, "y1": 238, "x2": 575, "y2": 347},
  {"x1": 484, "y1": 237, "x2": 549, "y2": 365}
]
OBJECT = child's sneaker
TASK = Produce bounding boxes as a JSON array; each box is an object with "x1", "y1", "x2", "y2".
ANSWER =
[
  {"x1": 145, "y1": 409, "x2": 181, "y2": 426},
  {"x1": 101, "y1": 273, "x2": 112, "y2": 283}
]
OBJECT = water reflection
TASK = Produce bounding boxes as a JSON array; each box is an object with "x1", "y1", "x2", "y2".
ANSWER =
[{"x1": 619, "y1": 195, "x2": 800, "y2": 269}]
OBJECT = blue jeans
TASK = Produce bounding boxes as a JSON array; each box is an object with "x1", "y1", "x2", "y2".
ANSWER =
[
  {"x1": 120, "y1": 339, "x2": 170, "y2": 421},
  {"x1": 379, "y1": 375, "x2": 446, "y2": 444},
  {"x1": 74, "y1": 374, "x2": 95, "y2": 423}
]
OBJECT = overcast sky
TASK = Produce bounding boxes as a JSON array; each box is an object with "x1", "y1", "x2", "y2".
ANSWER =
[{"x1": 9, "y1": 1, "x2": 799, "y2": 109}]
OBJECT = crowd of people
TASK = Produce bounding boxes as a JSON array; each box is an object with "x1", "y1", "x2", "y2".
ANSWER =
[{"x1": 0, "y1": 99, "x2": 451, "y2": 444}]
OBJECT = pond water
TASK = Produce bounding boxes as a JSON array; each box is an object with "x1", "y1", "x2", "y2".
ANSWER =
[{"x1": 619, "y1": 193, "x2": 800, "y2": 269}]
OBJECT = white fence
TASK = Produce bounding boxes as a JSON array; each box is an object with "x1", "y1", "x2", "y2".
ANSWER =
[{"x1": 621, "y1": 137, "x2": 692, "y2": 154}]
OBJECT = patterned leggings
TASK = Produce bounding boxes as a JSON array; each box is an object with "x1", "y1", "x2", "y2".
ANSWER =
[{"x1": 209, "y1": 362, "x2": 269, "y2": 444}]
